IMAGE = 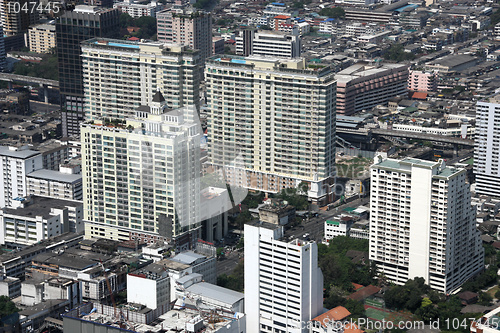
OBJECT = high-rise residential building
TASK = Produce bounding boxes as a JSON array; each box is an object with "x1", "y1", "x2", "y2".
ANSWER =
[
  {"x1": 0, "y1": 146, "x2": 43, "y2": 208},
  {"x1": 157, "y1": 6, "x2": 212, "y2": 63},
  {"x1": 0, "y1": 0, "x2": 39, "y2": 37},
  {"x1": 26, "y1": 23, "x2": 56, "y2": 54},
  {"x1": 475, "y1": 94, "x2": 500, "y2": 197},
  {"x1": 235, "y1": 29, "x2": 301, "y2": 58},
  {"x1": 81, "y1": 38, "x2": 200, "y2": 122},
  {"x1": 369, "y1": 156, "x2": 484, "y2": 294},
  {"x1": 335, "y1": 62, "x2": 409, "y2": 115},
  {"x1": 245, "y1": 222, "x2": 323, "y2": 333},
  {"x1": 81, "y1": 92, "x2": 201, "y2": 250},
  {"x1": 56, "y1": 5, "x2": 120, "y2": 138},
  {"x1": 205, "y1": 55, "x2": 336, "y2": 205},
  {"x1": 0, "y1": 27, "x2": 6, "y2": 72}
]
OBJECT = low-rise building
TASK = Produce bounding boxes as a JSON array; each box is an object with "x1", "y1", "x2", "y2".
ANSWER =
[
  {"x1": 408, "y1": 70, "x2": 437, "y2": 92},
  {"x1": 127, "y1": 263, "x2": 170, "y2": 312},
  {"x1": 259, "y1": 200, "x2": 296, "y2": 225},
  {"x1": 0, "y1": 196, "x2": 83, "y2": 247},
  {"x1": 26, "y1": 169, "x2": 82, "y2": 201},
  {"x1": 0, "y1": 275, "x2": 21, "y2": 298}
]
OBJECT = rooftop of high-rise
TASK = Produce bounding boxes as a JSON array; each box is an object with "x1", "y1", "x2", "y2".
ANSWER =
[
  {"x1": 81, "y1": 38, "x2": 199, "y2": 55},
  {"x1": 206, "y1": 54, "x2": 336, "y2": 76},
  {"x1": 372, "y1": 156, "x2": 463, "y2": 179}
]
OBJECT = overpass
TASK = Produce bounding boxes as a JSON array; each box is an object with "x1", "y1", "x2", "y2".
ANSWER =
[
  {"x1": 371, "y1": 128, "x2": 474, "y2": 147},
  {"x1": 0, "y1": 74, "x2": 59, "y2": 103}
]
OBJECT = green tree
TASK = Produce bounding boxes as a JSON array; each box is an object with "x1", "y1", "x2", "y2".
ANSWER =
[
  {"x1": 0, "y1": 296, "x2": 19, "y2": 318},
  {"x1": 216, "y1": 260, "x2": 244, "y2": 292},
  {"x1": 318, "y1": 7, "x2": 345, "y2": 18},
  {"x1": 383, "y1": 43, "x2": 416, "y2": 62}
]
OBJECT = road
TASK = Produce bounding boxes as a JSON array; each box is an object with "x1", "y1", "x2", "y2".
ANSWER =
[
  {"x1": 284, "y1": 196, "x2": 370, "y2": 243},
  {"x1": 30, "y1": 101, "x2": 60, "y2": 115},
  {"x1": 216, "y1": 250, "x2": 242, "y2": 276}
]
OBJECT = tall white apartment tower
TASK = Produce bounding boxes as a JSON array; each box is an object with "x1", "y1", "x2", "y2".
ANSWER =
[
  {"x1": 369, "y1": 156, "x2": 483, "y2": 294},
  {"x1": 475, "y1": 94, "x2": 500, "y2": 197},
  {"x1": 81, "y1": 92, "x2": 201, "y2": 250},
  {"x1": 81, "y1": 38, "x2": 201, "y2": 122},
  {"x1": 245, "y1": 222, "x2": 323, "y2": 333},
  {"x1": 0, "y1": 147, "x2": 43, "y2": 208},
  {"x1": 205, "y1": 56, "x2": 336, "y2": 205}
]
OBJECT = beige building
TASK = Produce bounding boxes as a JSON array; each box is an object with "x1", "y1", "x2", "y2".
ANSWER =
[
  {"x1": 205, "y1": 55, "x2": 336, "y2": 205},
  {"x1": 26, "y1": 24, "x2": 56, "y2": 53}
]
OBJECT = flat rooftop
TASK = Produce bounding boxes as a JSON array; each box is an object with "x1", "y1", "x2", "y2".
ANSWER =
[
  {"x1": 373, "y1": 157, "x2": 462, "y2": 178},
  {"x1": 0, "y1": 146, "x2": 40, "y2": 159},
  {"x1": 186, "y1": 282, "x2": 244, "y2": 305},
  {"x1": 27, "y1": 169, "x2": 82, "y2": 183},
  {"x1": 2, "y1": 196, "x2": 81, "y2": 219}
]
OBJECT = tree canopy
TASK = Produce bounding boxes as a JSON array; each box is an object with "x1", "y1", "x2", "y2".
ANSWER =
[
  {"x1": 13, "y1": 52, "x2": 58, "y2": 81},
  {"x1": 383, "y1": 43, "x2": 416, "y2": 62},
  {"x1": 119, "y1": 13, "x2": 157, "y2": 39},
  {"x1": 318, "y1": 7, "x2": 345, "y2": 19}
]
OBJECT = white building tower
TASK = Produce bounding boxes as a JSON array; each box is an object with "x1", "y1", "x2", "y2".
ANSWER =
[
  {"x1": 369, "y1": 156, "x2": 483, "y2": 294},
  {"x1": 81, "y1": 91, "x2": 201, "y2": 250},
  {"x1": 475, "y1": 94, "x2": 500, "y2": 197},
  {"x1": 245, "y1": 222, "x2": 323, "y2": 333}
]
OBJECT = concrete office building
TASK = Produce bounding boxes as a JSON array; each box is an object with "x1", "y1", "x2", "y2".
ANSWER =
[
  {"x1": 56, "y1": 5, "x2": 120, "y2": 138},
  {"x1": 205, "y1": 56, "x2": 336, "y2": 205},
  {"x1": 26, "y1": 24, "x2": 56, "y2": 54},
  {"x1": 157, "y1": 6, "x2": 212, "y2": 63},
  {"x1": 335, "y1": 62, "x2": 409, "y2": 115},
  {"x1": 475, "y1": 95, "x2": 500, "y2": 198},
  {"x1": 81, "y1": 38, "x2": 200, "y2": 122},
  {"x1": 235, "y1": 29, "x2": 301, "y2": 58},
  {"x1": 0, "y1": 146, "x2": 43, "y2": 209},
  {"x1": 369, "y1": 156, "x2": 484, "y2": 293},
  {"x1": 245, "y1": 222, "x2": 323, "y2": 333},
  {"x1": 26, "y1": 169, "x2": 83, "y2": 201},
  {"x1": 81, "y1": 92, "x2": 201, "y2": 250},
  {"x1": 0, "y1": 196, "x2": 84, "y2": 247}
]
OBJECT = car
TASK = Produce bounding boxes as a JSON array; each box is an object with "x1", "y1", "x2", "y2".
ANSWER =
[{"x1": 303, "y1": 233, "x2": 309, "y2": 238}]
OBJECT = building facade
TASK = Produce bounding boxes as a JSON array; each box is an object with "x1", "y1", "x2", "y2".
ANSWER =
[
  {"x1": 369, "y1": 156, "x2": 484, "y2": 293},
  {"x1": 0, "y1": 27, "x2": 6, "y2": 72},
  {"x1": 81, "y1": 38, "x2": 200, "y2": 122},
  {"x1": 114, "y1": 0, "x2": 163, "y2": 17},
  {"x1": 205, "y1": 56, "x2": 336, "y2": 205},
  {"x1": 235, "y1": 29, "x2": 301, "y2": 58},
  {"x1": 475, "y1": 95, "x2": 500, "y2": 197},
  {"x1": 245, "y1": 222, "x2": 323, "y2": 333},
  {"x1": 157, "y1": 7, "x2": 212, "y2": 63},
  {"x1": 0, "y1": 196, "x2": 84, "y2": 247},
  {"x1": 56, "y1": 5, "x2": 120, "y2": 138},
  {"x1": 0, "y1": 0, "x2": 39, "y2": 36},
  {"x1": 26, "y1": 24, "x2": 56, "y2": 53},
  {"x1": 335, "y1": 62, "x2": 409, "y2": 115},
  {"x1": 81, "y1": 93, "x2": 201, "y2": 250},
  {"x1": 26, "y1": 169, "x2": 82, "y2": 201},
  {"x1": 0, "y1": 146, "x2": 43, "y2": 209}
]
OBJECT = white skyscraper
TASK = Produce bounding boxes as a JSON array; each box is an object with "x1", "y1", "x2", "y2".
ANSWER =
[
  {"x1": 0, "y1": 146, "x2": 43, "y2": 208},
  {"x1": 475, "y1": 94, "x2": 500, "y2": 197},
  {"x1": 81, "y1": 92, "x2": 201, "y2": 250},
  {"x1": 245, "y1": 222, "x2": 323, "y2": 333},
  {"x1": 369, "y1": 156, "x2": 483, "y2": 294}
]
